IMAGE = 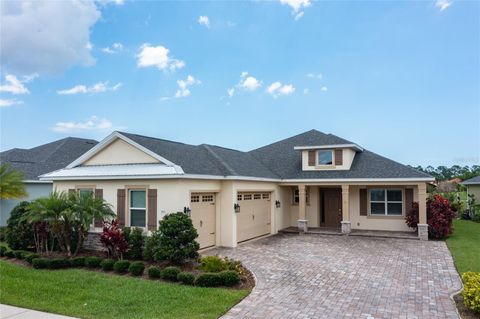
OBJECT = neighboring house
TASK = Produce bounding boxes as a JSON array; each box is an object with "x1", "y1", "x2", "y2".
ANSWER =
[
  {"x1": 0, "y1": 137, "x2": 98, "y2": 225},
  {"x1": 40, "y1": 130, "x2": 434, "y2": 248},
  {"x1": 462, "y1": 176, "x2": 480, "y2": 202}
]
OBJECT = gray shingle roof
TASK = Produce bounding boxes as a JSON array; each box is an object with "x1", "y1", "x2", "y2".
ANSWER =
[
  {"x1": 462, "y1": 176, "x2": 480, "y2": 185},
  {"x1": 248, "y1": 130, "x2": 432, "y2": 179},
  {"x1": 120, "y1": 130, "x2": 431, "y2": 180},
  {"x1": 1, "y1": 137, "x2": 98, "y2": 180}
]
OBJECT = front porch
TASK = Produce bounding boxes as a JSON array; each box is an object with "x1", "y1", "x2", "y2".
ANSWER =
[
  {"x1": 279, "y1": 182, "x2": 428, "y2": 240},
  {"x1": 279, "y1": 226, "x2": 419, "y2": 240}
]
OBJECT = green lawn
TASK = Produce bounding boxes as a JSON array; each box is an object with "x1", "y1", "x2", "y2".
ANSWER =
[
  {"x1": 0, "y1": 260, "x2": 249, "y2": 319},
  {"x1": 446, "y1": 219, "x2": 480, "y2": 274}
]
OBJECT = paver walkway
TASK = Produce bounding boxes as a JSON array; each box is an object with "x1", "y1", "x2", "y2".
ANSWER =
[
  {"x1": 208, "y1": 233, "x2": 462, "y2": 319},
  {"x1": 0, "y1": 304, "x2": 77, "y2": 319}
]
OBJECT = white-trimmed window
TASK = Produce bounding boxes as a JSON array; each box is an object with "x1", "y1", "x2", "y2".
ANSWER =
[
  {"x1": 317, "y1": 150, "x2": 333, "y2": 166},
  {"x1": 292, "y1": 187, "x2": 310, "y2": 205},
  {"x1": 370, "y1": 189, "x2": 403, "y2": 216},
  {"x1": 130, "y1": 189, "x2": 147, "y2": 227},
  {"x1": 78, "y1": 188, "x2": 94, "y2": 198}
]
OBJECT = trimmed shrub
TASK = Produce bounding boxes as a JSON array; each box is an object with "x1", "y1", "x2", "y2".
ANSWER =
[
  {"x1": 5, "y1": 201, "x2": 34, "y2": 250},
  {"x1": 0, "y1": 245, "x2": 9, "y2": 257},
  {"x1": 49, "y1": 258, "x2": 70, "y2": 269},
  {"x1": 124, "y1": 227, "x2": 145, "y2": 260},
  {"x1": 177, "y1": 272, "x2": 195, "y2": 285},
  {"x1": 70, "y1": 257, "x2": 86, "y2": 267},
  {"x1": 100, "y1": 259, "x2": 115, "y2": 271},
  {"x1": 100, "y1": 220, "x2": 128, "y2": 260},
  {"x1": 405, "y1": 195, "x2": 456, "y2": 239},
  {"x1": 85, "y1": 256, "x2": 103, "y2": 268},
  {"x1": 14, "y1": 250, "x2": 30, "y2": 260},
  {"x1": 200, "y1": 255, "x2": 226, "y2": 273},
  {"x1": 32, "y1": 258, "x2": 49, "y2": 269},
  {"x1": 147, "y1": 266, "x2": 161, "y2": 279},
  {"x1": 161, "y1": 266, "x2": 181, "y2": 281},
  {"x1": 462, "y1": 272, "x2": 480, "y2": 313},
  {"x1": 195, "y1": 273, "x2": 222, "y2": 287},
  {"x1": 25, "y1": 253, "x2": 40, "y2": 264},
  {"x1": 5, "y1": 250, "x2": 15, "y2": 258},
  {"x1": 129, "y1": 261, "x2": 145, "y2": 276},
  {"x1": 150, "y1": 212, "x2": 199, "y2": 264},
  {"x1": 114, "y1": 260, "x2": 130, "y2": 273},
  {"x1": 218, "y1": 270, "x2": 240, "y2": 287},
  {"x1": 143, "y1": 236, "x2": 155, "y2": 261}
]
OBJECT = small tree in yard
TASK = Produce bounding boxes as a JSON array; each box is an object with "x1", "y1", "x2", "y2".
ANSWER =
[
  {"x1": 405, "y1": 194, "x2": 457, "y2": 239},
  {"x1": 150, "y1": 212, "x2": 199, "y2": 264},
  {"x1": 5, "y1": 201, "x2": 35, "y2": 250},
  {"x1": 100, "y1": 220, "x2": 128, "y2": 259}
]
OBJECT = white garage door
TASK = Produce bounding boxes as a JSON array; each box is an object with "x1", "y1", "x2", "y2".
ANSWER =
[
  {"x1": 190, "y1": 193, "x2": 216, "y2": 249},
  {"x1": 237, "y1": 192, "x2": 271, "y2": 243}
]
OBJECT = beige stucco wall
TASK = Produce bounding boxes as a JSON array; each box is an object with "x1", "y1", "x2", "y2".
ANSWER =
[
  {"x1": 84, "y1": 138, "x2": 160, "y2": 165},
  {"x1": 467, "y1": 185, "x2": 480, "y2": 202},
  {"x1": 302, "y1": 149, "x2": 356, "y2": 171},
  {"x1": 348, "y1": 185, "x2": 414, "y2": 232},
  {"x1": 288, "y1": 186, "x2": 320, "y2": 227},
  {"x1": 54, "y1": 178, "x2": 288, "y2": 248}
]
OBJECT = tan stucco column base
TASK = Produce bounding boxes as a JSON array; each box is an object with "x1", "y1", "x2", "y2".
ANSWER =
[
  {"x1": 418, "y1": 224, "x2": 428, "y2": 241},
  {"x1": 341, "y1": 221, "x2": 351, "y2": 234},
  {"x1": 297, "y1": 219, "x2": 308, "y2": 233}
]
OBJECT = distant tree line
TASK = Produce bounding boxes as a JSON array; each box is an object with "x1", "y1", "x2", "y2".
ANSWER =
[{"x1": 409, "y1": 165, "x2": 480, "y2": 181}]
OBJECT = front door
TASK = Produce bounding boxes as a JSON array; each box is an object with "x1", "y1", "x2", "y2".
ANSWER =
[{"x1": 323, "y1": 188, "x2": 342, "y2": 228}]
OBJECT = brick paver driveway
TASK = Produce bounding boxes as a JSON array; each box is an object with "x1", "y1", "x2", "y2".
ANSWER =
[{"x1": 208, "y1": 234, "x2": 462, "y2": 319}]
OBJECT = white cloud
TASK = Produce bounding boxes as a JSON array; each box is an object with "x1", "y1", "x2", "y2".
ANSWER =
[
  {"x1": 1, "y1": 1, "x2": 100, "y2": 74},
  {"x1": 435, "y1": 0, "x2": 452, "y2": 11},
  {"x1": 51, "y1": 116, "x2": 115, "y2": 133},
  {"x1": 57, "y1": 81, "x2": 122, "y2": 95},
  {"x1": 280, "y1": 0, "x2": 311, "y2": 20},
  {"x1": 307, "y1": 73, "x2": 323, "y2": 79},
  {"x1": 198, "y1": 15, "x2": 210, "y2": 28},
  {"x1": 0, "y1": 98, "x2": 23, "y2": 108},
  {"x1": 102, "y1": 42, "x2": 123, "y2": 54},
  {"x1": 238, "y1": 72, "x2": 261, "y2": 91},
  {"x1": 96, "y1": 0, "x2": 124, "y2": 6},
  {"x1": 227, "y1": 88, "x2": 235, "y2": 98},
  {"x1": 266, "y1": 81, "x2": 295, "y2": 98},
  {"x1": 136, "y1": 43, "x2": 185, "y2": 72},
  {"x1": 175, "y1": 75, "x2": 200, "y2": 98},
  {"x1": 0, "y1": 74, "x2": 35, "y2": 94},
  {"x1": 321, "y1": 86, "x2": 328, "y2": 92},
  {"x1": 303, "y1": 88, "x2": 309, "y2": 95}
]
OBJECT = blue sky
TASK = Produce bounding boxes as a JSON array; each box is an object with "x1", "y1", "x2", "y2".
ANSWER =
[{"x1": 0, "y1": 0, "x2": 478, "y2": 167}]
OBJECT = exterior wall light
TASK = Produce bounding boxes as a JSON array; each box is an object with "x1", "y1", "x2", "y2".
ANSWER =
[
  {"x1": 234, "y1": 203, "x2": 241, "y2": 213},
  {"x1": 183, "y1": 206, "x2": 191, "y2": 215},
  {"x1": 275, "y1": 200, "x2": 281, "y2": 208}
]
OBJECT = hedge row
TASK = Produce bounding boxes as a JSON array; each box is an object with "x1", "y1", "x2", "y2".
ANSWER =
[
  {"x1": 1, "y1": 247, "x2": 241, "y2": 288},
  {"x1": 462, "y1": 272, "x2": 480, "y2": 313}
]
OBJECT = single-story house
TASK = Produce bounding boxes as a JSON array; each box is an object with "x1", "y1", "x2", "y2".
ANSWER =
[
  {"x1": 0, "y1": 137, "x2": 98, "y2": 225},
  {"x1": 41, "y1": 130, "x2": 434, "y2": 247},
  {"x1": 462, "y1": 176, "x2": 480, "y2": 202}
]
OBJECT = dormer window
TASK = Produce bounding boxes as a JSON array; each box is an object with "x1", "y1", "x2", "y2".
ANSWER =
[{"x1": 317, "y1": 150, "x2": 333, "y2": 166}]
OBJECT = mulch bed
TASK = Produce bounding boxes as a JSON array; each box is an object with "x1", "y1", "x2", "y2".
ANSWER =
[{"x1": 454, "y1": 293, "x2": 480, "y2": 319}]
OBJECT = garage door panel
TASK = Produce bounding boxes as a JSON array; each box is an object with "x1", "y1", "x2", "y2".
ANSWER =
[
  {"x1": 237, "y1": 192, "x2": 271, "y2": 243},
  {"x1": 191, "y1": 193, "x2": 216, "y2": 249}
]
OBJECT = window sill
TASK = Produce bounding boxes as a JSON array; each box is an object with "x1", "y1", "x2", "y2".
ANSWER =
[{"x1": 366, "y1": 215, "x2": 404, "y2": 220}]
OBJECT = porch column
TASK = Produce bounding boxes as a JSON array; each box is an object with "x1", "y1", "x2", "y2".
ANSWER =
[
  {"x1": 417, "y1": 183, "x2": 428, "y2": 241},
  {"x1": 297, "y1": 185, "x2": 308, "y2": 232},
  {"x1": 341, "y1": 184, "x2": 351, "y2": 234}
]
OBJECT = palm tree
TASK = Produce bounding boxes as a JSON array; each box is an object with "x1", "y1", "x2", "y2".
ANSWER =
[
  {"x1": 69, "y1": 192, "x2": 115, "y2": 256},
  {"x1": 0, "y1": 164, "x2": 27, "y2": 199},
  {"x1": 26, "y1": 191, "x2": 71, "y2": 254}
]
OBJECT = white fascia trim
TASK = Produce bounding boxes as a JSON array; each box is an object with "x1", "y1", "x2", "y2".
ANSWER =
[
  {"x1": 282, "y1": 177, "x2": 435, "y2": 183},
  {"x1": 40, "y1": 174, "x2": 433, "y2": 183},
  {"x1": 24, "y1": 180, "x2": 53, "y2": 184},
  {"x1": 294, "y1": 144, "x2": 363, "y2": 152},
  {"x1": 40, "y1": 174, "x2": 281, "y2": 182},
  {"x1": 65, "y1": 131, "x2": 184, "y2": 173}
]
